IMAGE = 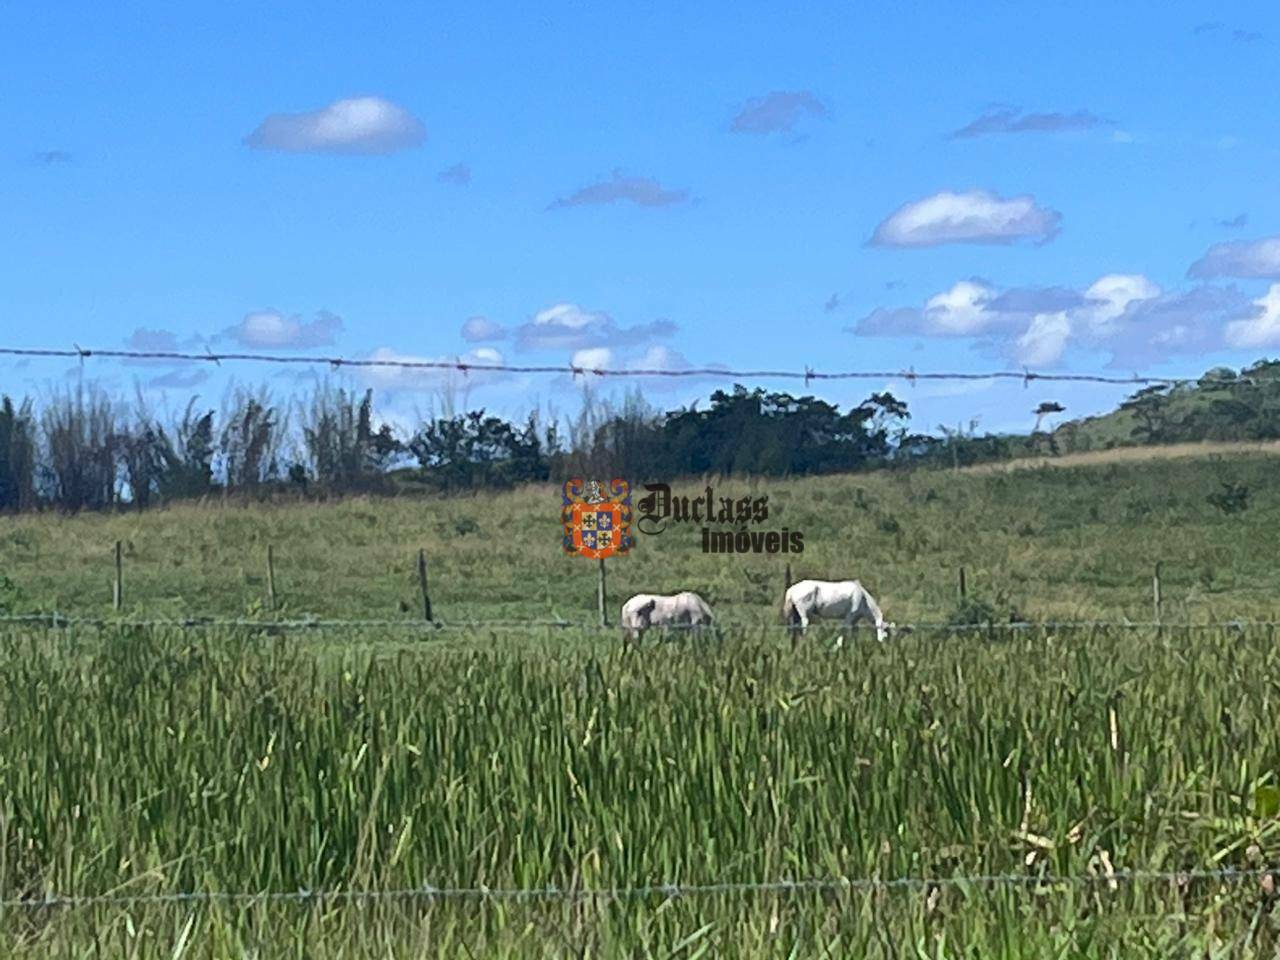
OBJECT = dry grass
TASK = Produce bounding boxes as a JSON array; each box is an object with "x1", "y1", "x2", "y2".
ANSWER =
[{"x1": 964, "y1": 439, "x2": 1280, "y2": 474}]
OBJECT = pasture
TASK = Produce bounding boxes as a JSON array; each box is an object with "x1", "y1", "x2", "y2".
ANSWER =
[
  {"x1": 1, "y1": 454, "x2": 1279, "y2": 956},
  {"x1": 1, "y1": 453, "x2": 1278, "y2": 625}
]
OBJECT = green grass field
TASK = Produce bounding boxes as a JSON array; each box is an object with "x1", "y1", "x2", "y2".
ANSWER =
[
  {"x1": 1, "y1": 455, "x2": 1279, "y2": 956},
  {"x1": 2, "y1": 453, "x2": 1279, "y2": 626}
]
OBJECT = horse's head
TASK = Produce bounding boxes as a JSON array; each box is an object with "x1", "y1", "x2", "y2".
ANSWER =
[{"x1": 877, "y1": 619, "x2": 916, "y2": 641}]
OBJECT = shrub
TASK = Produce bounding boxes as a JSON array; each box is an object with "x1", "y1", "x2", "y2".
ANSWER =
[
  {"x1": 948, "y1": 596, "x2": 1000, "y2": 627},
  {"x1": 1206, "y1": 482, "x2": 1250, "y2": 515}
]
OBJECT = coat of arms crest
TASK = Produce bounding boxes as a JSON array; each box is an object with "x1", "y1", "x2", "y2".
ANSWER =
[{"x1": 562, "y1": 477, "x2": 633, "y2": 558}]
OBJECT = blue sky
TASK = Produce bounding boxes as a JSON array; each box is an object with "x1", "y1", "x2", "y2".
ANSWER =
[{"x1": 3, "y1": 0, "x2": 1279, "y2": 435}]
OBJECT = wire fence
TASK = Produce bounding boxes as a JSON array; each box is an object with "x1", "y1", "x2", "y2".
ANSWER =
[
  {"x1": 3, "y1": 865, "x2": 1275, "y2": 911},
  {"x1": 0, "y1": 344, "x2": 1251, "y2": 389},
  {"x1": 0, "y1": 612, "x2": 1273, "y2": 634}
]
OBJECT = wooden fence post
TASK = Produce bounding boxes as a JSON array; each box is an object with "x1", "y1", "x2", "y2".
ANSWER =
[
  {"x1": 784, "y1": 562, "x2": 792, "y2": 592},
  {"x1": 113, "y1": 540, "x2": 123, "y2": 612},
  {"x1": 598, "y1": 558, "x2": 608, "y2": 628},
  {"x1": 417, "y1": 549, "x2": 433, "y2": 623},
  {"x1": 958, "y1": 566, "x2": 967, "y2": 602},
  {"x1": 266, "y1": 545, "x2": 277, "y2": 611}
]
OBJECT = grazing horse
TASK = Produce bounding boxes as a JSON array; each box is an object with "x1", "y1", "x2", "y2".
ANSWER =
[
  {"x1": 782, "y1": 579, "x2": 896, "y2": 642},
  {"x1": 619, "y1": 591, "x2": 714, "y2": 643}
]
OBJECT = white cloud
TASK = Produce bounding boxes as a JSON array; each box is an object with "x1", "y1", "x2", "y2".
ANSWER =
[
  {"x1": 537, "y1": 304, "x2": 602, "y2": 331},
  {"x1": 1014, "y1": 312, "x2": 1072, "y2": 366},
  {"x1": 923, "y1": 280, "x2": 999, "y2": 334},
  {"x1": 1225, "y1": 284, "x2": 1280, "y2": 348},
  {"x1": 570, "y1": 347, "x2": 613, "y2": 373},
  {"x1": 222, "y1": 310, "x2": 343, "y2": 349},
  {"x1": 1188, "y1": 236, "x2": 1280, "y2": 279},
  {"x1": 566, "y1": 344, "x2": 701, "y2": 381},
  {"x1": 557, "y1": 343, "x2": 713, "y2": 395},
  {"x1": 1078, "y1": 274, "x2": 1162, "y2": 336},
  {"x1": 870, "y1": 189, "x2": 1061, "y2": 247},
  {"x1": 626, "y1": 344, "x2": 690, "y2": 372},
  {"x1": 855, "y1": 279, "x2": 1020, "y2": 337},
  {"x1": 850, "y1": 272, "x2": 1253, "y2": 367},
  {"x1": 460, "y1": 316, "x2": 507, "y2": 342},
  {"x1": 244, "y1": 97, "x2": 426, "y2": 155},
  {"x1": 361, "y1": 346, "x2": 507, "y2": 392},
  {"x1": 514, "y1": 302, "x2": 676, "y2": 351}
]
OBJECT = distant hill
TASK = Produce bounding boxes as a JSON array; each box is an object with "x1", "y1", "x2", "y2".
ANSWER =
[
  {"x1": 964, "y1": 439, "x2": 1280, "y2": 474},
  {"x1": 1037, "y1": 358, "x2": 1280, "y2": 455}
]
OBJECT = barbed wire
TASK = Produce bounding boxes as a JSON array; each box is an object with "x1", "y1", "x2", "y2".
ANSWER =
[
  {"x1": 0, "y1": 612, "x2": 1273, "y2": 633},
  {"x1": 0, "y1": 345, "x2": 1247, "y2": 389},
  {"x1": 2, "y1": 865, "x2": 1275, "y2": 911}
]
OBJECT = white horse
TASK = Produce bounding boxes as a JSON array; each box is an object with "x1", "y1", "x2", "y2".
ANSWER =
[
  {"x1": 619, "y1": 591, "x2": 714, "y2": 643},
  {"x1": 782, "y1": 579, "x2": 897, "y2": 642}
]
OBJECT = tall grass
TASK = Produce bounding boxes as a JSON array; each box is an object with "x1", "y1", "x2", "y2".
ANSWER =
[
  {"x1": 38, "y1": 383, "x2": 121, "y2": 513},
  {"x1": 299, "y1": 383, "x2": 401, "y2": 492},
  {"x1": 0, "y1": 623, "x2": 1278, "y2": 956},
  {"x1": 218, "y1": 386, "x2": 285, "y2": 492},
  {"x1": 0, "y1": 396, "x2": 37, "y2": 512}
]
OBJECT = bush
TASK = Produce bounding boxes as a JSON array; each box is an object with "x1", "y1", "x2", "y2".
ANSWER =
[
  {"x1": 0, "y1": 574, "x2": 23, "y2": 614},
  {"x1": 948, "y1": 596, "x2": 1000, "y2": 627},
  {"x1": 1206, "y1": 482, "x2": 1250, "y2": 515}
]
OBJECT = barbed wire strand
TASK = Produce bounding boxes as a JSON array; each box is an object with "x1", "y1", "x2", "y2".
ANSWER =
[
  {"x1": 2, "y1": 865, "x2": 1274, "y2": 911},
  {"x1": 0, "y1": 613, "x2": 1274, "y2": 633},
  {"x1": 0, "y1": 345, "x2": 1252, "y2": 388}
]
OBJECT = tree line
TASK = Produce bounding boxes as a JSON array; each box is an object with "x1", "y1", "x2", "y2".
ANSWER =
[
  {"x1": 0, "y1": 381, "x2": 929, "y2": 513},
  {"x1": 1, "y1": 360, "x2": 1278, "y2": 514}
]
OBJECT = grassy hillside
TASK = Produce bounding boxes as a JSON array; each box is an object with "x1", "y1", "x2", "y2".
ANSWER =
[
  {"x1": 1050, "y1": 359, "x2": 1280, "y2": 454},
  {"x1": 2, "y1": 453, "x2": 1278, "y2": 626}
]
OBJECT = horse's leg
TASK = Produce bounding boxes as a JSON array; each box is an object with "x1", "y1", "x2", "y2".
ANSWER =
[
  {"x1": 791, "y1": 610, "x2": 809, "y2": 651},
  {"x1": 851, "y1": 601, "x2": 877, "y2": 640}
]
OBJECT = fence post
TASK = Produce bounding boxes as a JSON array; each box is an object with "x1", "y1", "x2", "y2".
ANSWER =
[
  {"x1": 113, "y1": 540, "x2": 123, "y2": 612},
  {"x1": 417, "y1": 549, "x2": 433, "y2": 623},
  {"x1": 266, "y1": 544, "x2": 277, "y2": 611},
  {"x1": 784, "y1": 562, "x2": 792, "y2": 592},
  {"x1": 958, "y1": 566, "x2": 967, "y2": 602},
  {"x1": 598, "y1": 558, "x2": 608, "y2": 628},
  {"x1": 1153, "y1": 562, "x2": 1162, "y2": 627}
]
